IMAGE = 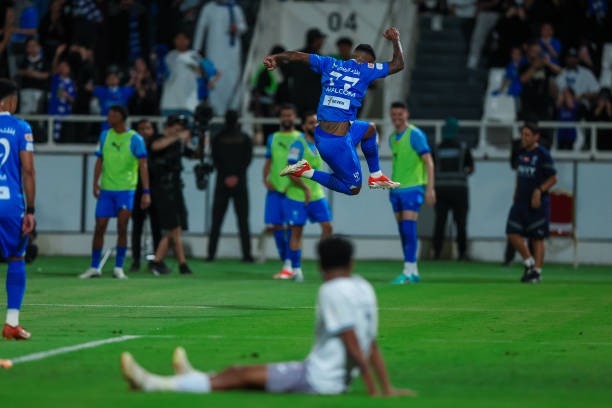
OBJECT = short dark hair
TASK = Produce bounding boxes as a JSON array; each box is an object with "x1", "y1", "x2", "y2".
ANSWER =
[
  {"x1": 301, "y1": 110, "x2": 316, "y2": 124},
  {"x1": 522, "y1": 121, "x2": 540, "y2": 134},
  {"x1": 109, "y1": 105, "x2": 128, "y2": 121},
  {"x1": 0, "y1": 79, "x2": 18, "y2": 100},
  {"x1": 279, "y1": 103, "x2": 297, "y2": 115},
  {"x1": 354, "y1": 44, "x2": 376, "y2": 60},
  {"x1": 135, "y1": 118, "x2": 151, "y2": 128},
  {"x1": 317, "y1": 236, "x2": 354, "y2": 271},
  {"x1": 336, "y1": 37, "x2": 353, "y2": 47},
  {"x1": 390, "y1": 101, "x2": 407, "y2": 110},
  {"x1": 225, "y1": 109, "x2": 239, "y2": 127}
]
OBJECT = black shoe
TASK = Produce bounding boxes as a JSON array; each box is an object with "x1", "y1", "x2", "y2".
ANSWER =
[
  {"x1": 150, "y1": 261, "x2": 171, "y2": 276},
  {"x1": 129, "y1": 262, "x2": 140, "y2": 272},
  {"x1": 179, "y1": 263, "x2": 193, "y2": 275},
  {"x1": 241, "y1": 256, "x2": 255, "y2": 263},
  {"x1": 520, "y1": 264, "x2": 533, "y2": 282},
  {"x1": 523, "y1": 270, "x2": 541, "y2": 284}
]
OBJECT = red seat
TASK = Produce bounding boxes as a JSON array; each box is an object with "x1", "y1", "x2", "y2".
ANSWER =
[{"x1": 549, "y1": 190, "x2": 577, "y2": 267}]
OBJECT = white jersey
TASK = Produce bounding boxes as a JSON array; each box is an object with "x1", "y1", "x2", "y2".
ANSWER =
[
  {"x1": 160, "y1": 50, "x2": 201, "y2": 112},
  {"x1": 305, "y1": 275, "x2": 378, "y2": 394}
]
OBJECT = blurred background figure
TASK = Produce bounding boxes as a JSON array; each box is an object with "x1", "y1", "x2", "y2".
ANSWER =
[
  {"x1": 207, "y1": 110, "x2": 253, "y2": 263},
  {"x1": 433, "y1": 117, "x2": 474, "y2": 261},
  {"x1": 17, "y1": 37, "x2": 49, "y2": 114},
  {"x1": 332, "y1": 36, "x2": 353, "y2": 60},
  {"x1": 193, "y1": 0, "x2": 247, "y2": 116},
  {"x1": 250, "y1": 44, "x2": 284, "y2": 142}
]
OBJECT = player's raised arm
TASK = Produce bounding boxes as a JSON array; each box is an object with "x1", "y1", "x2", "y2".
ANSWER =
[
  {"x1": 383, "y1": 27, "x2": 405, "y2": 75},
  {"x1": 263, "y1": 51, "x2": 310, "y2": 71}
]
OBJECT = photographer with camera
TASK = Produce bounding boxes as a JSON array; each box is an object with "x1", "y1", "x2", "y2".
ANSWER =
[
  {"x1": 148, "y1": 115, "x2": 200, "y2": 275},
  {"x1": 207, "y1": 110, "x2": 254, "y2": 262}
]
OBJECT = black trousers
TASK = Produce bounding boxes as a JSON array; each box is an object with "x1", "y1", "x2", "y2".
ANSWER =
[
  {"x1": 131, "y1": 194, "x2": 161, "y2": 263},
  {"x1": 207, "y1": 179, "x2": 252, "y2": 260},
  {"x1": 433, "y1": 187, "x2": 469, "y2": 257}
]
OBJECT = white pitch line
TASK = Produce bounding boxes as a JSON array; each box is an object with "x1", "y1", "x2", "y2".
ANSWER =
[
  {"x1": 11, "y1": 335, "x2": 142, "y2": 365},
  {"x1": 23, "y1": 303, "x2": 593, "y2": 314}
]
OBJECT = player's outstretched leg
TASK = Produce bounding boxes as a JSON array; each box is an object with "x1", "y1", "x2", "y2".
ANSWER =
[
  {"x1": 350, "y1": 121, "x2": 400, "y2": 189},
  {"x1": 3, "y1": 258, "x2": 31, "y2": 340}
]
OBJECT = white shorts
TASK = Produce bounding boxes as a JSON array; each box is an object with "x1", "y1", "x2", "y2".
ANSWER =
[{"x1": 265, "y1": 361, "x2": 316, "y2": 394}]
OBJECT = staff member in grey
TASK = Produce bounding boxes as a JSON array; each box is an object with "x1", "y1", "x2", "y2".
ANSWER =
[{"x1": 432, "y1": 117, "x2": 474, "y2": 260}]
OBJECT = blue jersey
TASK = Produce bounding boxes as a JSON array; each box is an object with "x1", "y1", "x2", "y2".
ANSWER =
[
  {"x1": 48, "y1": 74, "x2": 76, "y2": 115},
  {"x1": 93, "y1": 86, "x2": 135, "y2": 115},
  {"x1": 0, "y1": 112, "x2": 34, "y2": 217},
  {"x1": 309, "y1": 54, "x2": 389, "y2": 122},
  {"x1": 514, "y1": 145, "x2": 556, "y2": 204}
]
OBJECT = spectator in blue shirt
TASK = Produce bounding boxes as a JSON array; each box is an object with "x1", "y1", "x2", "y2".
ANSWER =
[
  {"x1": 198, "y1": 56, "x2": 221, "y2": 102},
  {"x1": 495, "y1": 46, "x2": 524, "y2": 97},
  {"x1": 555, "y1": 87, "x2": 584, "y2": 150},
  {"x1": 93, "y1": 70, "x2": 135, "y2": 116},
  {"x1": 538, "y1": 22, "x2": 561, "y2": 66}
]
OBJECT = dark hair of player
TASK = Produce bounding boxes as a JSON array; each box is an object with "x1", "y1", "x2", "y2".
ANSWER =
[
  {"x1": 522, "y1": 121, "x2": 540, "y2": 135},
  {"x1": 175, "y1": 30, "x2": 191, "y2": 39},
  {"x1": 0, "y1": 79, "x2": 18, "y2": 100},
  {"x1": 317, "y1": 236, "x2": 354, "y2": 271},
  {"x1": 109, "y1": 105, "x2": 128, "y2": 121},
  {"x1": 354, "y1": 44, "x2": 376, "y2": 60},
  {"x1": 301, "y1": 110, "x2": 316, "y2": 124},
  {"x1": 279, "y1": 103, "x2": 297, "y2": 115},
  {"x1": 135, "y1": 118, "x2": 151, "y2": 128},
  {"x1": 225, "y1": 109, "x2": 239, "y2": 127},
  {"x1": 336, "y1": 37, "x2": 353, "y2": 47},
  {"x1": 390, "y1": 101, "x2": 408, "y2": 110}
]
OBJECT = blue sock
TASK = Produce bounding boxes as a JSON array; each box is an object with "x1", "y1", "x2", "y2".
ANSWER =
[
  {"x1": 311, "y1": 170, "x2": 353, "y2": 195},
  {"x1": 284, "y1": 229, "x2": 292, "y2": 261},
  {"x1": 360, "y1": 134, "x2": 381, "y2": 173},
  {"x1": 6, "y1": 260, "x2": 26, "y2": 310},
  {"x1": 91, "y1": 248, "x2": 102, "y2": 269},
  {"x1": 289, "y1": 248, "x2": 302, "y2": 269},
  {"x1": 399, "y1": 220, "x2": 418, "y2": 262},
  {"x1": 116, "y1": 246, "x2": 127, "y2": 268},
  {"x1": 273, "y1": 229, "x2": 287, "y2": 261}
]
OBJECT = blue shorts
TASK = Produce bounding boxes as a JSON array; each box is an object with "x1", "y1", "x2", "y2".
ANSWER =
[
  {"x1": 314, "y1": 125, "x2": 366, "y2": 189},
  {"x1": 0, "y1": 216, "x2": 28, "y2": 259},
  {"x1": 284, "y1": 198, "x2": 332, "y2": 226},
  {"x1": 95, "y1": 190, "x2": 136, "y2": 218},
  {"x1": 264, "y1": 190, "x2": 287, "y2": 226},
  {"x1": 389, "y1": 188, "x2": 424, "y2": 213},
  {"x1": 506, "y1": 202, "x2": 550, "y2": 239}
]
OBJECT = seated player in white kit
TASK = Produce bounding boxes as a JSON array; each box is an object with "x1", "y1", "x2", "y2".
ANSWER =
[{"x1": 120, "y1": 236, "x2": 415, "y2": 397}]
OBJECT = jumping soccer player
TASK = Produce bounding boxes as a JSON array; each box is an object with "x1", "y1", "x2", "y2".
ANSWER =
[
  {"x1": 388, "y1": 102, "x2": 435, "y2": 284},
  {"x1": 263, "y1": 104, "x2": 302, "y2": 278},
  {"x1": 283, "y1": 111, "x2": 333, "y2": 281},
  {"x1": 265, "y1": 27, "x2": 405, "y2": 195},
  {"x1": 0, "y1": 79, "x2": 36, "y2": 340},
  {"x1": 121, "y1": 236, "x2": 415, "y2": 397},
  {"x1": 506, "y1": 122, "x2": 557, "y2": 283},
  {"x1": 80, "y1": 105, "x2": 150, "y2": 279}
]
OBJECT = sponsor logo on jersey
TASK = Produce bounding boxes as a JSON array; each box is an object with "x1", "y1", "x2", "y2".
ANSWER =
[
  {"x1": 323, "y1": 95, "x2": 350, "y2": 110},
  {"x1": 376, "y1": 63, "x2": 383, "y2": 70},
  {"x1": 25, "y1": 133, "x2": 33, "y2": 142},
  {"x1": 367, "y1": 63, "x2": 374, "y2": 68},
  {"x1": 324, "y1": 86, "x2": 356, "y2": 98}
]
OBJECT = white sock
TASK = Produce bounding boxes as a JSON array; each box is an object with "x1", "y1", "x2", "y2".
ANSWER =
[
  {"x1": 403, "y1": 262, "x2": 418, "y2": 277},
  {"x1": 293, "y1": 267, "x2": 302, "y2": 276},
  {"x1": 524, "y1": 257, "x2": 535, "y2": 267},
  {"x1": 283, "y1": 259, "x2": 292, "y2": 270},
  {"x1": 173, "y1": 372, "x2": 211, "y2": 393},
  {"x1": 302, "y1": 169, "x2": 314, "y2": 178},
  {"x1": 6, "y1": 309, "x2": 19, "y2": 327},
  {"x1": 533, "y1": 267, "x2": 542, "y2": 275},
  {"x1": 371, "y1": 170, "x2": 382, "y2": 178}
]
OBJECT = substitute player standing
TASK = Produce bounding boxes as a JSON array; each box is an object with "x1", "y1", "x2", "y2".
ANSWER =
[
  {"x1": 80, "y1": 105, "x2": 150, "y2": 279},
  {"x1": 121, "y1": 236, "x2": 415, "y2": 397},
  {"x1": 0, "y1": 79, "x2": 35, "y2": 340},
  {"x1": 263, "y1": 104, "x2": 302, "y2": 278},
  {"x1": 506, "y1": 122, "x2": 557, "y2": 283},
  {"x1": 388, "y1": 102, "x2": 435, "y2": 284},
  {"x1": 267, "y1": 27, "x2": 405, "y2": 194},
  {"x1": 282, "y1": 111, "x2": 333, "y2": 281}
]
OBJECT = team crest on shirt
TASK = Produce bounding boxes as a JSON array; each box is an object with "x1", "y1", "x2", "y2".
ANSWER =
[
  {"x1": 376, "y1": 63, "x2": 383, "y2": 70},
  {"x1": 367, "y1": 63, "x2": 374, "y2": 68}
]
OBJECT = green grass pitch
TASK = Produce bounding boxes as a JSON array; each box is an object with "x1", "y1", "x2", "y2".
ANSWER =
[{"x1": 0, "y1": 257, "x2": 611, "y2": 407}]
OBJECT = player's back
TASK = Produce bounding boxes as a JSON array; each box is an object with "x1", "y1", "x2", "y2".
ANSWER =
[
  {"x1": 0, "y1": 113, "x2": 32, "y2": 217},
  {"x1": 306, "y1": 275, "x2": 378, "y2": 394},
  {"x1": 309, "y1": 55, "x2": 389, "y2": 123}
]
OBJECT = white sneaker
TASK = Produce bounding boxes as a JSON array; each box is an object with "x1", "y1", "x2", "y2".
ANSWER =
[
  {"x1": 121, "y1": 352, "x2": 150, "y2": 391},
  {"x1": 79, "y1": 268, "x2": 101, "y2": 279},
  {"x1": 173, "y1": 347, "x2": 195, "y2": 375},
  {"x1": 293, "y1": 269, "x2": 304, "y2": 283},
  {"x1": 113, "y1": 267, "x2": 128, "y2": 279}
]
